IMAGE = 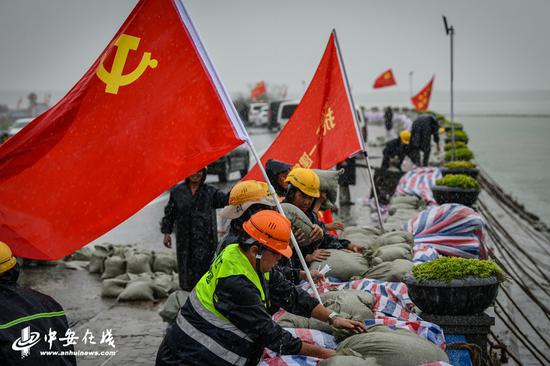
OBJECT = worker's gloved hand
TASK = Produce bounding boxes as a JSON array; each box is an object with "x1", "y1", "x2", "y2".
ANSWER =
[
  {"x1": 306, "y1": 249, "x2": 331, "y2": 263},
  {"x1": 294, "y1": 228, "x2": 307, "y2": 246},
  {"x1": 309, "y1": 224, "x2": 324, "y2": 242},
  {"x1": 331, "y1": 317, "x2": 368, "y2": 334},
  {"x1": 325, "y1": 222, "x2": 345, "y2": 231},
  {"x1": 163, "y1": 234, "x2": 172, "y2": 248},
  {"x1": 309, "y1": 270, "x2": 326, "y2": 284}
]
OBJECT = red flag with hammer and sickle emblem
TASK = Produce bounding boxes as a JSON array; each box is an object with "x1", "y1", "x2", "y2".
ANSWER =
[
  {"x1": 373, "y1": 69, "x2": 397, "y2": 89},
  {"x1": 411, "y1": 76, "x2": 435, "y2": 112},
  {"x1": 0, "y1": 0, "x2": 247, "y2": 259},
  {"x1": 245, "y1": 31, "x2": 363, "y2": 180}
]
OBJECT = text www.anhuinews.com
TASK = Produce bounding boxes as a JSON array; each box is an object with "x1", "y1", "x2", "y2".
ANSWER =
[{"x1": 40, "y1": 350, "x2": 117, "y2": 357}]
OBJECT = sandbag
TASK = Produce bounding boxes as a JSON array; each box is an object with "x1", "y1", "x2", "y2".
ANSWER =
[
  {"x1": 336, "y1": 325, "x2": 449, "y2": 366},
  {"x1": 310, "y1": 249, "x2": 370, "y2": 281},
  {"x1": 101, "y1": 278, "x2": 128, "y2": 298},
  {"x1": 343, "y1": 226, "x2": 383, "y2": 238},
  {"x1": 117, "y1": 281, "x2": 155, "y2": 301},
  {"x1": 88, "y1": 245, "x2": 109, "y2": 274},
  {"x1": 126, "y1": 252, "x2": 153, "y2": 274},
  {"x1": 281, "y1": 203, "x2": 314, "y2": 245},
  {"x1": 321, "y1": 290, "x2": 375, "y2": 321},
  {"x1": 109, "y1": 244, "x2": 132, "y2": 258},
  {"x1": 342, "y1": 232, "x2": 375, "y2": 248},
  {"x1": 275, "y1": 311, "x2": 334, "y2": 334},
  {"x1": 159, "y1": 290, "x2": 190, "y2": 323},
  {"x1": 363, "y1": 259, "x2": 414, "y2": 282},
  {"x1": 153, "y1": 253, "x2": 177, "y2": 274},
  {"x1": 153, "y1": 272, "x2": 175, "y2": 298},
  {"x1": 364, "y1": 243, "x2": 413, "y2": 266},
  {"x1": 100, "y1": 256, "x2": 126, "y2": 280},
  {"x1": 320, "y1": 352, "x2": 380, "y2": 366},
  {"x1": 313, "y1": 169, "x2": 343, "y2": 209},
  {"x1": 372, "y1": 231, "x2": 413, "y2": 249},
  {"x1": 390, "y1": 195, "x2": 420, "y2": 206}
]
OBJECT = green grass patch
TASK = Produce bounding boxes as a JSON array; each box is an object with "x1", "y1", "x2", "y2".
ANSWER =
[
  {"x1": 444, "y1": 161, "x2": 477, "y2": 169},
  {"x1": 436, "y1": 174, "x2": 480, "y2": 189},
  {"x1": 413, "y1": 257, "x2": 505, "y2": 283},
  {"x1": 445, "y1": 147, "x2": 474, "y2": 161}
]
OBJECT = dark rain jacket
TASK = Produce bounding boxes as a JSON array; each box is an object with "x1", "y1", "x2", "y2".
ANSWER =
[
  {"x1": 265, "y1": 159, "x2": 292, "y2": 197},
  {"x1": 411, "y1": 114, "x2": 440, "y2": 151},
  {"x1": 0, "y1": 265, "x2": 76, "y2": 365},
  {"x1": 384, "y1": 108, "x2": 394, "y2": 131},
  {"x1": 156, "y1": 246, "x2": 319, "y2": 366},
  {"x1": 381, "y1": 138, "x2": 411, "y2": 170},
  {"x1": 160, "y1": 176, "x2": 228, "y2": 291},
  {"x1": 336, "y1": 157, "x2": 357, "y2": 186}
]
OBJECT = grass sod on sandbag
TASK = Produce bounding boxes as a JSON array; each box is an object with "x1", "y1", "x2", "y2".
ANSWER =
[
  {"x1": 281, "y1": 203, "x2": 314, "y2": 246},
  {"x1": 309, "y1": 249, "x2": 371, "y2": 281},
  {"x1": 362, "y1": 259, "x2": 414, "y2": 282},
  {"x1": 444, "y1": 147, "x2": 474, "y2": 161},
  {"x1": 444, "y1": 141, "x2": 467, "y2": 150},
  {"x1": 444, "y1": 161, "x2": 477, "y2": 169},
  {"x1": 336, "y1": 325, "x2": 449, "y2": 366},
  {"x1": 412, "y1": 257, "x2": 505, "y2": 284},
  {"x1": 364, "y1": 243, "x2": 413, "y2": 266},
  {"x1": 436, "y1": 174, "x2": 480, "y2": 190},
  {"x1": 446, "y1": 129, "x2": 468, "y2": 141}
]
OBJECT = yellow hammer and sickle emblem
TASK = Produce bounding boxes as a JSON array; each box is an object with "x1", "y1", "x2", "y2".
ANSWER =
[{"x1": 97, "y1": 34, "x2": 158, "y2": 94}]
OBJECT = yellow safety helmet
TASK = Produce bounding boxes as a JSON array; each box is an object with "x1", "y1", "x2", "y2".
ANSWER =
[
  {"x1": 0, "y1": 242, "x2": 17, "y2": 274},
  {"x1": 285, "y1": 167, "x2": 320, "y2": 198},
  {"x1": 439, "y1": 127, "x2": 446, "y2": 134},
  {"x1": 400, "y1": 130, "x2": 411, "y2": 145},
  {"x1": 228, "y1": 180, "x2": 271, "y2": 205}
]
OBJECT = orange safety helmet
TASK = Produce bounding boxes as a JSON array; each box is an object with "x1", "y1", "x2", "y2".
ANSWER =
[{"x1": 242, "y1": 210, "x2": 292, "y2": 258}]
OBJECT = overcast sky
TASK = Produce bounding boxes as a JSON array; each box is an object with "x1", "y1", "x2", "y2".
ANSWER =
[{"x1": 0, "y1": 0, "x2": 549, "y2": 96}]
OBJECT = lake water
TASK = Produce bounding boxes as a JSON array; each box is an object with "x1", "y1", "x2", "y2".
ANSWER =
[{"x1": 2, "y1": 89, "x2": 550, "y2": 223}]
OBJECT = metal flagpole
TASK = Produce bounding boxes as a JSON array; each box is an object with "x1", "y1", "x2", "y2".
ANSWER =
[
  {"x1": 332, "y1": 29, "x2": 385, "y2": 232},
  {"x1": 246, "y1": 140, "x2": 323, "y2": 303},
  {"x1": 443, "y1": 16, "x2": 456, "y2": 160}
]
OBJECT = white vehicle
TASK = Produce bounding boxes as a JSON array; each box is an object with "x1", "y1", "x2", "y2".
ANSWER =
[
  {"x1": 247, "y1": 102, "x2": 268, "y2": 126},
  {"x1": 7, "y1": 118, "x2": 34, "y2": 137},
  {"x1": 275, "y1": 100, "x2": 299, "y2": 128},
  {"x1": 256, "y1": 105, "x2": 270, "y2": 126}
]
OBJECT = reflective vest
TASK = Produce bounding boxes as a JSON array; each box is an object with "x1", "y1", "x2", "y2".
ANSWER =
[{"x1": 174, "y1": 243, "x2": 270, "y2": 366}]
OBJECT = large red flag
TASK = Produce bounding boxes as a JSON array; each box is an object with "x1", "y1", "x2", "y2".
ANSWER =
[
  {"x1": 411, "y1": 76, "x2": 435, "y2": 112},
  {"x1": 373, "y1": 69, "x2": 397, "y2": 89},
  {"x1": 250, "y1": 81, "x2": 267, "y2": 100},
  {"x1": 0, "y1": 0, "x2": 247, "y2": 259},
  {"x1": 245, "y1": 32, "x2": 362, "y2": 180}
]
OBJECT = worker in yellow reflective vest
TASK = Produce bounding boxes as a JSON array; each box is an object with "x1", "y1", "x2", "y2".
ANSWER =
[{"x1": 156, "y1": 210, "x2": 366, "y2": 365}]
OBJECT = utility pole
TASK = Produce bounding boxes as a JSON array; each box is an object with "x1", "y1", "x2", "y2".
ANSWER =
[
  {"x1": 443, "y1": 15, "x2": 455, "y2": 160},
  {"x1": 409, "y1": 71, "x2": 414, "y2": 98}
]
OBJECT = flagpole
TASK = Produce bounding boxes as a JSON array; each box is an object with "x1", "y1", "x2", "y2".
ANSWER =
[
  {"x1": 443, "y1": 16, "x2": 456, "y2": 161},
  {"x1": 246, "y1": 139, "x2": 323, "y2": 304},
  {"x1": 332, "y1": 29, "x2": 385, "y2": 232}
]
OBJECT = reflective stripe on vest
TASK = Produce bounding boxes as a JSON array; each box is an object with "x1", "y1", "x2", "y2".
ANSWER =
[
  {"x1": 0, "y1": 311, "x2": 66, "y2": 330},
  {"x1": 194, "y1": 243, "x2": 269, "y2": 322},
  {"x1": 176, "y1": 311, "x2": 247, "y2": 366},
  {"x1": 188, "y1": 289, "x2": 252, "y2": 341}
]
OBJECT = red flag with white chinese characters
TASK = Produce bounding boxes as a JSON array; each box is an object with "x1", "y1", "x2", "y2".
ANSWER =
[
  {"x1": 250, "y1": 81, "x2": 267, "y2": 100},
  {"x1": 373, "y1": 69, "x2": 397, "y2": 89},
  {"x1": 411, "y1": 76, "x2": 435, "y2": 112},
  {"x1": 245, "y1": 31, "x2": 362, "y2": 180},
  {"x1": 0, "y1": 0, "x2": 247, "y2": 259}
]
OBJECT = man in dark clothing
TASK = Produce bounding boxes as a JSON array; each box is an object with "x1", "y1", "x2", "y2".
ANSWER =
[
  {"x1": 410, "y1": 114, "x2": 441, "y2": 166},
  {"x1": 384, "y1": 106, "x2": 393, "y2": 138},
  {"x1": 265, "y1": 159, "x2": 292, "y2": 198},
  {"x1": 160, "y1": 168, "x2": 229, "y2": 291},
  {"x1": 155, "y1": 211, "x2": 366, "y2": 366},
  {"x1": 381, "y1": 130, "x2": 412, "y2": 171},
  {"x1": 0, "y1": 242, "x2": 76, "y2": 365},
  {"x1": 336, "y1": 156, "x2": 356, "y2": 207}
]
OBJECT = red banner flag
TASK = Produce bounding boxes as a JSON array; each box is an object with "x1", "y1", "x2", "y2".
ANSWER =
[
  {"x1": 411, "y1": 76, "x2": 435, "y2": 112},
  {"x1": 0, "y1": 0, "x2": 247, "y2": 259},
  {"x1": 245, "y1": 32, "x2": 362, "y2": 180},
  {"x1": 250, "y1": 81, "x2": 267, "y2": 100},
  {"x1": 373, "y1": 68, "x2": 397, "y2": 89}
]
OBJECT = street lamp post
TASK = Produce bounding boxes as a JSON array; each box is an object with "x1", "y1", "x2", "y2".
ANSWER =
[{"x1": 443, "y1": 15, "x2": 455, "y2": 160}]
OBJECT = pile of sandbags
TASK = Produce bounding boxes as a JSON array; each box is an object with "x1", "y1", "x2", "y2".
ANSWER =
[
  {"x1": 86, "y1": 244, "x2": 180, "y2": 301},
  {"x1": 364, "y1": 244, "x2": 413, "y2": 266},
  {"x1": 385, "y1": 195, "x2": 425, "y2": 230},
  {"x1": 336, "y1": 325, "x2": 449, "y2": 366},
  {"x1": 159, "y1": 290, "x2": 190, "y2": 323}
]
